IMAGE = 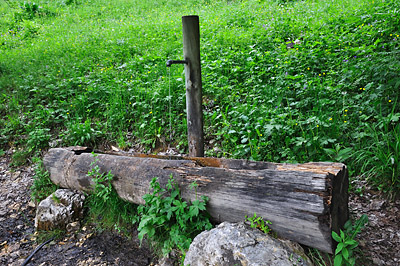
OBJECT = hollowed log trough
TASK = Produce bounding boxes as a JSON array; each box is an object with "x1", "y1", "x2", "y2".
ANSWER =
[{"x1": 43, "y1": 147, "x2": 348, "y2": 253}]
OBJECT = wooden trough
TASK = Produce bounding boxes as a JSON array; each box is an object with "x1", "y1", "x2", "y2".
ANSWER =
[{"x1": 43, "y1": 147, "x2": 349, "y2": 254}]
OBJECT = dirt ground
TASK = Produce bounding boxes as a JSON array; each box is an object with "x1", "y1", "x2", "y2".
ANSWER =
[
  {"x1": 0, "y1": 148, "x2": 399, "y2": 266},
  {"x1": 0, "y1": 149, "x2": 155, "y2": 266},
  {"x1": 348, "y1": 179, "x2": 400, "y2": 266}
]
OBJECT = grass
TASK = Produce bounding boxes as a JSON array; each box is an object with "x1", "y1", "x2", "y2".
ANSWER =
[
  {"x1": 30, "y1": 157, "x2": 58, "y2": 203},
  {"x1": 0, "y1": 0, "x2": 399, "y2": 197},
  {"x1": 84, "y1": 158, "x2": 139, "y2": 236}
]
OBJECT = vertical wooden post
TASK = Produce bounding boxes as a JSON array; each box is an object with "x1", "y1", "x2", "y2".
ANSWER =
[{"x1": 182, "y1": 15, "x2": 204, "y2": 157}]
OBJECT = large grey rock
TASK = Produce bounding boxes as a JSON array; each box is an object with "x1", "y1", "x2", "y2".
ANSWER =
[
  {"x1": 35, "y1": 189, "x2": 85, "y2": 231},
  {"x1": 184, "y1": 222, "x2": 312, "y2": 266}
]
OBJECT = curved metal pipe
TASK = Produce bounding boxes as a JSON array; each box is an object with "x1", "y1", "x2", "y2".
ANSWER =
[{"x1": 166, "y1": 60, "x2": 188, "y2": 67}]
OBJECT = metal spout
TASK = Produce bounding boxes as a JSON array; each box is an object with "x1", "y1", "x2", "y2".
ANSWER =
[{"x1": 166, "y1": 59, "x2": 188, "y2": 67}]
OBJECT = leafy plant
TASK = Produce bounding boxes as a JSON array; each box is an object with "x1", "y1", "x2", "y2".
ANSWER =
[
  {"x1": 137, "y1": 175, "x2": 212, "y2": 256},
  {"x1": 64, "y1": 0, "x2": 79, "y2": 6},
  {"x1": 13, "y1": 1, "x2": 55, "y2": 21},
  {"x1": 85, "y1": 153, "x2": 139, "y2": 234},
  {"x1": 324, "y1": 144, "x2": 353, "y2": 163},
  {"x1": 61, "y1": 119, "x2": 102, "y2": 147},
  {"x1": 26, "y1": 127, "x2": 51, "y2": 152},
  {"x1": 0, "y1": 0, "x2": 399, "y2": 196},
  {"x1": 19, "y1": 2, "x2": 41, "y2": 19},
  {"x1": 30, "y1": 157, "x2": 58, "y2": 203},
  {"x1": 11, "y1": 150, "x2": 31, "y2": 167},
  {"x1": 245, "y1": 212, "x2": 272, "y2": 234},
  {"x1": 332, "y1": 214, "x2": 368, "y2": 266}
]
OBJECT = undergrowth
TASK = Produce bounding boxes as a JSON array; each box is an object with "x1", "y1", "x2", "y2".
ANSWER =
[
  {"x1": 245, "y1": 212, "x2": 272, "y2": 235},
  {"x1": 332, "y1": 215, "x2": 369, "y2": 266},
  {"x1": 84, "y1": 155, "x2": 212, "y2": 261},
  {"x1": 138, "y1": 175, "x2": 212, "y2": 257},
  {"x1": 30, "y1": 157, "x2": 58, "y2": 203},
  {"x1": 1, "y1": 0, "x2": 399, "y2": 197},
  {"x1": 29, "y1": 153, "x2": 213, "y2": 262},
  {"x1": 85, "y1": 154, "x2": 139, "y2": 234}
]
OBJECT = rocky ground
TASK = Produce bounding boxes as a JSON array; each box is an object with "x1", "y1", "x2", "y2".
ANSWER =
[
  {"x1": 349, "y1": 179, "x2": 400, "y2": 266},
  {"x1": 0, "y1": 148, "x2": 399, "y2": 266},
  {"x1": 0, "y1": 150, "x2": 154, "y2": 266}
]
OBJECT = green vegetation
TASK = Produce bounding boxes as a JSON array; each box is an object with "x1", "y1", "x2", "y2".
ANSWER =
[
  {"x1": 245, "y1": 212, "x2": 272, "y2": 234},
  {"x1": 85, "y1": 154, "x2": 138, "y2": 233},
  {"x1": 1, "y1": 0, "x2": 399, "y2": 196},
  {"x1": 30, "y1": 157, "x2": 58, "y2": 203},
  {"x1": 307, "y1": 248, "x2": 333, "y2": 266},
  {"x1": 85, "y1": 155, "x2": 212, "y2": 259},
  {"x1": 332, "y1": 215, "x2": 368, "y2": 266},
  {"x1": 137, "y1": 176, "x2": 212, "y2": 256},
  {"x1": 2, "y1": 0, "x2": 399, "y2": 196},
  {"x1": 306, "y1": 215, "x2": 368, "y2": 265},
  {"x1": 2, "y1": 0, "x2": 398, "y2": 263},
  {"x1": 35, "y1": 228, "x2": 65, "y2": 243}
]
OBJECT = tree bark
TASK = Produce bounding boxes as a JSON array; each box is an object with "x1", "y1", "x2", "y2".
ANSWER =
[{"x1": 43, "y1": 147, "x2": 348, "y2": 253}]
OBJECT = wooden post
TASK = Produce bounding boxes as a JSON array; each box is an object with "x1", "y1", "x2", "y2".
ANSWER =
[{"x1": 182, "y1": 15, "x2": 204, "y2": 157}]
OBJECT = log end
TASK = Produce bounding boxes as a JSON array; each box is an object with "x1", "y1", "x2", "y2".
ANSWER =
[{"x1": 329, "y1": 165, "x2": 349, "y2": 251}]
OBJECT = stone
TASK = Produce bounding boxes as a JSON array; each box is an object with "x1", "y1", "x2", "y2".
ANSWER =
[
  {"x1": 35, "y1": 189, "x2": 85, "y2": 231},
  {"x1": 11, "y1": 171, "x2": 21, "y2": 180},
  {"x1": 28, "y1": 200, "x2": 36, "y2": 208},
  {"x1": 66, "y1": 221, "x2": 81, "y2": 233},
  {"x1": 369, "y1": 199, "x2": 385, "y2": 211},
  {"x1": 184, "y1": 222, "x2": 312, "y2": 266},
  {"x1": 155, "y1": 257, "x2": 175, "y2": 266},
  {"x1": 7, "y1": 243, "x2": 20, "y2": 253},
  {"x1": 372, "y1": 257, "x2": 385, "y2": 265}
]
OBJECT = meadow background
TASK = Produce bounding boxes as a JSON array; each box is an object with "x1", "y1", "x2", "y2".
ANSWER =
[{"x1": 0, "y1": 0, "x2": 399, "y2": 197}]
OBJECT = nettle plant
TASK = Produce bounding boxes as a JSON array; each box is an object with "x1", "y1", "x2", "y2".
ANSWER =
[
  {"x1": 332, "y1": 215, "x2": 368, "y2": 266},
  {"x1": 137, "y1": 175, "x2": 213, "y2": 256}
]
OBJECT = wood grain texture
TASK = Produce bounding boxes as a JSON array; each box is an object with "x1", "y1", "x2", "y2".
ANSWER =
[
  {"x1": 43, "y1": 147, "x2": 348, "y2": 253},
  {"x1": 182, "y1": 15, "x2": 204, "y2": 157}
]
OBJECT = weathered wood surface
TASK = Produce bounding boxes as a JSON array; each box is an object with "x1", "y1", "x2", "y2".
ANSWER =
[
  {"x1": 182, "y1": 15, "x2": 204, "y2": 157},
  {"x1": 43, "y1": 147, "x2": 349, "y2": 253}
]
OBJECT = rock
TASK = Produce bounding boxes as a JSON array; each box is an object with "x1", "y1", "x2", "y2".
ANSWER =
[
  {"x1": 66, "y1": 221, "x2": 81, "y2": 233},
  {"x1": 372, "y1": 257, "x2": 385, "y2": 265},
  {"x1": 7, "y1": 243, "x2": 20, "y2": 253},
  {"x1": 49, "y1": 138, "x2": 63, "y2": 148},
  {"x1": 35, "y1": 189, "x2": 85, "y2": 231},
  {"x1": 155, "y1": 257, "x2": 175, "y2": 266},
  {"x1": 369, "y1": 199, "x2": 385, "y2": 211},
  {"x1": 28, "y1": 200, "x2": 36, "y2": 208},
  {"x1": 184, "y1": 222, "x2": 312, "y2": 266}
]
